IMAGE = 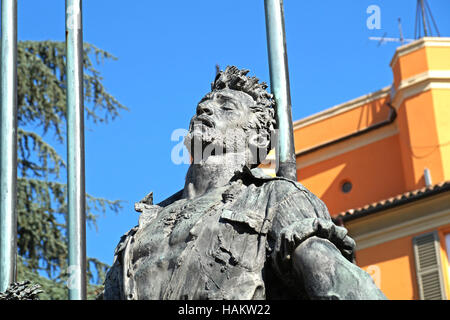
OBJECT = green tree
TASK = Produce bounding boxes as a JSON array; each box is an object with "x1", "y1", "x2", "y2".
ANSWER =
[{"x1": 15, "y1": 40, "x2": 127, "y2": 299}]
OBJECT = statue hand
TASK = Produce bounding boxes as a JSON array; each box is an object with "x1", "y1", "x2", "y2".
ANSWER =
[{"x1": 279, "y1": 218, "x2": 355, "y2": 262}]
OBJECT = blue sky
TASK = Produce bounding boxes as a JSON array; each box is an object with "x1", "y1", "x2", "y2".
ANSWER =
[{"x1": 17, "y1": 0, "x2": 450, "y2": 267}]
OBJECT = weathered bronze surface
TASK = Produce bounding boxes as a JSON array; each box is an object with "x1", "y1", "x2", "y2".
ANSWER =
[{"x1": 103, "y1": 66, "x2": 387, "y2": 300}]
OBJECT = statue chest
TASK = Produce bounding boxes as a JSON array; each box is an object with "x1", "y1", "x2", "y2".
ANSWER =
[{"x1": 124, "y1": 183, "x2": 269, "y2": 299}]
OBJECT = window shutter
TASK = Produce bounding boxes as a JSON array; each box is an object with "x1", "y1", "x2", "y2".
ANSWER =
[{"x1": 413, "y1": 231, "x2": 446, "y2": 300}]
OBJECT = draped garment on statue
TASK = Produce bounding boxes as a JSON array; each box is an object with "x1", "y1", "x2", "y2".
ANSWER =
[{"x1": 103, "y1": 167, "x2": 354, "y2": 300}]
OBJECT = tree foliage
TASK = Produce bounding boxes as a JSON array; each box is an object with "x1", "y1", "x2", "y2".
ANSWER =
[{"x1": 16, "y1": 40, "x2": 127, "y2": 299}]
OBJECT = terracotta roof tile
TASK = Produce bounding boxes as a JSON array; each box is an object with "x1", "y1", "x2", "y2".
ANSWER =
[{"x1": 335, "y1": 181, "x2": 450, "y2": 222}]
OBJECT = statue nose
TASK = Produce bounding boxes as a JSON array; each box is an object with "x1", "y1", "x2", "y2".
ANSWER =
[{"x1": 197, "y1": 103, "x2": 213, "y2": 116}]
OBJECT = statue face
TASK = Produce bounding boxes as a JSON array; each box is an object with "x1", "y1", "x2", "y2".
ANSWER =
[
  {"x1": 185, "y1": 88, "x2": 258, "y2": 158},
  {"x1": 195, "y1": 88, "x2": 255, "y2": 132}
]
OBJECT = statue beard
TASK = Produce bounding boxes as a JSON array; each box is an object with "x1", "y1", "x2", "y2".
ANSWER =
[{"x1": 184, "y1": 123, "x2": 249, "y2": 164}]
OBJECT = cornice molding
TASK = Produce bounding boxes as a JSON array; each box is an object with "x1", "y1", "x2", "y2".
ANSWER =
[
  {"x1": 353, "y1": 208, "x2": 450, "y2": 251},
  {"x1": 392, "y1": 70, "x2": 450, "y2": 107},
  {"x1": 345, "y1": 192, "x2": 450, "y2": 251},
  {"x1": 293, "y1": 86, "x2": 391, "y2": 130},
  {"x1": 296, "y1": 123, "x2": 398, "y2": 169},
  {"x1": 390, "y1": 37, "x2": 450, "y2": 69}
]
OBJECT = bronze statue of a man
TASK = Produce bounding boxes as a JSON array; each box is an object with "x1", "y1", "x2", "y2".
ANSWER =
[{"x1": 103, "y1": 66, "x2": 386, "y2": 300}]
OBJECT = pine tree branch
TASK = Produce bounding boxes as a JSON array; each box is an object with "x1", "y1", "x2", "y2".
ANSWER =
[
  {"x1": 18, "y1": 128, "x2": 66, "y2": 179},
  {"x1": 16, "y1": 40, "x2": 127, "y2": 298}
]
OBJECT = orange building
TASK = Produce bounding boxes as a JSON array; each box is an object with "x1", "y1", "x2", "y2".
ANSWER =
[{"x1": 293, "y1": 37, "x2": 450, "y2": 300}]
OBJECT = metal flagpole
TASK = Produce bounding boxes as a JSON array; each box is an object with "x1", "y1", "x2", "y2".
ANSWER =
[
  {"x1": 65, "y1": 0, "x2": 87, "y2": 300},
  {"x1": 264, "y1": 0, "x2": 297, "y2": 181},
  {"x1": 0, "y1": 0, "x2": 18, "y2": 293}
]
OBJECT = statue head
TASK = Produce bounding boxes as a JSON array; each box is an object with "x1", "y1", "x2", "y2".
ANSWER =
[{"x1": 185, "y1": 66, "x2": 276, "y2": 168}]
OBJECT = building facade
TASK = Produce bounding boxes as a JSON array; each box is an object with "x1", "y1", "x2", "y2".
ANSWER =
[{"x1": 292, "y1": 37, "x2": 450, "y2": 300}]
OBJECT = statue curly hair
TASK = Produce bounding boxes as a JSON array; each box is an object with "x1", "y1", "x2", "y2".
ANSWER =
[{"x1": 211, "y1": 66, "x2": 276, "y2": 137}]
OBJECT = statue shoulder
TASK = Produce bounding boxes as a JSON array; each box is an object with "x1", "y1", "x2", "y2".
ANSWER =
[
  {"x1": 113, "y1": 226, "x2": 139, "y2": 264},
  {"x1": 156, "y1": 189, "x2": 184, "y2": 207},
  {"x1": 245, "y1": 167, "x2": 309, "y2": 194},
  {"x1": 246, "y1": 171, "x2": 330, "y2": 221},
  {"x1": 104, "y1": 225, "x2": 139, "y2": 300}
]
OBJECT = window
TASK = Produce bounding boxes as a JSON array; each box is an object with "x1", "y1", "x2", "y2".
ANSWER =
[
  {"x1": 341, "y1": 181, "x2": 352, "y2": 193},
  {"x1": 446, "y1": 233, "x2": 450, "y2": 281},
  {"x1": 413, "y1": 231, "x2": 447, "y2": 300}
]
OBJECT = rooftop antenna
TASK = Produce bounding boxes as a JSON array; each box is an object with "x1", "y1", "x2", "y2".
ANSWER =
[
  {"x1": 369, "y1": 28, "x2": 414, "y2": 46},
  {"x1": 415, "y1": 0, "x2": 441, "y2": 39},
  {"x1": 368, "y1": 16, "x2": 414, "y2": 46},
  {"x1": 398, "y1": 18, "x2": 405, "y2": 45}
]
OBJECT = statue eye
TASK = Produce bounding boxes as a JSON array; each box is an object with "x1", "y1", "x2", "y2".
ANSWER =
[
  {"x1": 215, "y1": 94, "x2": 236, "y2": 110},
  {"x1": 216, "y1": 94, "x2": 227, "y2": 101}
]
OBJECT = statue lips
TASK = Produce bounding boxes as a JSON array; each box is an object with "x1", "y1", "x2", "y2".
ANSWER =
[{"x1": 194, "y1": 115, "x2": 215, "y2": 128}]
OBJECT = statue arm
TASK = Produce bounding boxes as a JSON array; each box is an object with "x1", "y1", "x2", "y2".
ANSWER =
[
  {"x1": 268, "y1": 189, "x2": 386, "y2": 299},
  {"x1": 276, "y1": 218, "x2": 355, "y2": 262},
  {"x1": 268, "y1": 183, "x2": 355, "y2": 263}
]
